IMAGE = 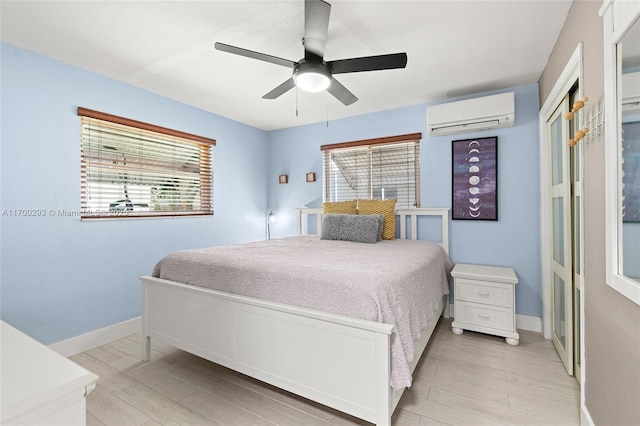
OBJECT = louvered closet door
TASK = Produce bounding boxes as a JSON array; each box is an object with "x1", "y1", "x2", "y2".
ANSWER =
[{"x1": 547, "y1": 96, "x2": 573, "y2": 375}]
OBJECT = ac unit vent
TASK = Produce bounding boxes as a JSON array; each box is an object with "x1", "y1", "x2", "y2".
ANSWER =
[{"x1": 427, "y1": 92, "x2": 515, "y2": 136}]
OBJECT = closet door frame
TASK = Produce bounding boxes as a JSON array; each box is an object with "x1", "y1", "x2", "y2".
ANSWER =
[{"x1": 538, "y1": 43, "x2": 585, "y2": 381}]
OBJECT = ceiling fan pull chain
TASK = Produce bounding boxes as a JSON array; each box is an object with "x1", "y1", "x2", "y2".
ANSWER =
[{"x1": 326, "y1": 97, "x2": 329, "y2": 127}]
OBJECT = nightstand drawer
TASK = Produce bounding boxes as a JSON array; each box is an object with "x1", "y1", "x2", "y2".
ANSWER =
[
  {"x1": 454, "y1": 301, "x2": 514, "y2": 332},
  {"x1": 456, "y1": 279, "x2": 513, "y2": 308}
]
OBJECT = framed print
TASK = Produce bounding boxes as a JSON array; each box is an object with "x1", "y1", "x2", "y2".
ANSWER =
[
  {"x1": 306, "y1": 172, "x2": 316, "y2": 183},
  {"x1": 452, "y1": 136, "x2": 498, "y2": 220},
  {"x1": 279, "y1": 174, "x2": 288, "y2": 184}
]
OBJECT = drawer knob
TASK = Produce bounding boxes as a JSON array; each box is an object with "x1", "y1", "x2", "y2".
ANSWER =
[
  {"x1": 477, "y1": 313, "x2": 490, "y2": 319},
  {"x1": 477, "y1": 290, "x2": 490, "y2": 296}
]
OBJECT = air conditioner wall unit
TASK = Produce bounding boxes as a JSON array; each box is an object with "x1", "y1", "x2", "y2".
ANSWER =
[{"x1": 427, "y1": 92, "x2": 515, "y2": 136}]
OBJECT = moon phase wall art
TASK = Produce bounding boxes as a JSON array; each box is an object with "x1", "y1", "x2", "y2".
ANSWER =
[{"x1": 452, "y1": 136, "x2": 498, "y2": 220}]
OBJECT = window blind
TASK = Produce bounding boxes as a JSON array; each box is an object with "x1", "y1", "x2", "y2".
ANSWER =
[
  {"x1": 322, "y1": 133, "x2": 421, "y2": 208},
  {"x1": 78, "y1": 108, "x2": 214, "y2": 219}
]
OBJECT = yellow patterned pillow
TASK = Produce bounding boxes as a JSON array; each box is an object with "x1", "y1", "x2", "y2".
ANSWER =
[
  {"x1": 322, "y1": 200, "x2": 357, "y2": 215},
  {"x1": 357, "y1": 199, "x2": 397, "y2": 240}
]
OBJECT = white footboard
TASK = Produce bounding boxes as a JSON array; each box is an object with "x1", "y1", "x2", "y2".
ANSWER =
[{"x1": 142, "y1": 276, "x2": 401, "y2": 425}]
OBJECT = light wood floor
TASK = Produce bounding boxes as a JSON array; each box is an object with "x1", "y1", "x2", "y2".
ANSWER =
[{"x1": 71, "y1": 318, "x2": 580, "y2": 426}]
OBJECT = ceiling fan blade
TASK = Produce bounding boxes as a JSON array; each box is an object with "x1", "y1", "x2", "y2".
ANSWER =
[
  {"x1": 327, "y1": 78, "x2": 358, "y2": 106},
  {"x1": 303, "y1": 0, "x2": 331, "y2": 60},
  {"x1": 263, "y1": 78, "x2": 296, "y2": 99},
  {"x1": 328, "y1": 53, "x2": 408, "y2": 74},
  {"x1": 215, "y1": 42, "x2": 296, "y2": 68}
]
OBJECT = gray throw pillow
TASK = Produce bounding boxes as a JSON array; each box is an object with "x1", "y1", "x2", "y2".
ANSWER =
[
  {"x1": 321, "y1": 214, "x2": 381, "y2": 244},
  {"x1": 363, "y1": 214, "x2": 385, "y2": 241}
]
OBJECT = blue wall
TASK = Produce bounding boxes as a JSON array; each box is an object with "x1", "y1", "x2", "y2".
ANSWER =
[
  {"x1": 1, "y1": 42, "x2": 543, "y2": 346},
  {"x1": 1, "y1": 42, "x2": 270, "y2": 344},
  {"x1": 267, "y1": 84, "x2": 542, "y2": 318}
]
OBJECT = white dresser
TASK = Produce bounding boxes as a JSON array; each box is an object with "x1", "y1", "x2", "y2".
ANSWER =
[
  {"x1": 450, "y1": 263, "x2": 520, "y2": 346},
  {"x1": 1, "y1": 321, "x2": 98, "y2": 425}
]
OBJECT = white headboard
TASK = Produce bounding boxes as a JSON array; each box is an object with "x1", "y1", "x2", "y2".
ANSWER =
[{"x1": 296, "y1": 207, "x2": 450, "y2": 255}]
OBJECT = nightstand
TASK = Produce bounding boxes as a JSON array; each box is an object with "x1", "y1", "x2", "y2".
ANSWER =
[{"x1": 451, "y1": 263, "x2": 519, "y2": 346}]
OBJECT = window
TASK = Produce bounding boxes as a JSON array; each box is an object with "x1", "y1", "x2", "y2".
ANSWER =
[
  {"x1": 78, "y1": 107, "x2": 214, "y2": 219},
  {"x1": 322, "y1": 133, "x2": 421, "y2": 207}
]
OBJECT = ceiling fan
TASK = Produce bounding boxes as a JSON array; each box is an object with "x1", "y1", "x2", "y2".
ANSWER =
[{"x1": 214, "y1": 0, "x2": 407, "y2": 106}]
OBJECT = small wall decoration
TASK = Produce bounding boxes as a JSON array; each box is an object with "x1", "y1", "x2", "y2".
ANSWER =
[
  {"x1": 279, "y1": 174, "x2": 288, "y2": 184},
  {"x1": 306, "y1": 172, "x2": 316, "y2": 183},
  {"x1": 452, "y1": 136, "x2": 498, "y2": 221}
]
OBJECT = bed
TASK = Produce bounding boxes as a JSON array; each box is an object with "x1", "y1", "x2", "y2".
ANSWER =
[{"x1": 140, "y1": 207, "x2": 451, "y2": 425}]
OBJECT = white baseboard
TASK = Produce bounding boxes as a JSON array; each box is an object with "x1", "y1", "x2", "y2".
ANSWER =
[
  {"x1": 48, "y1": 316, "x2": 141, "y2": 357},
  {"x1": 581, "y1": 404, "x2": 595, "y2": 426},
  {"x1": 449, "y1": 304, "x2": 542, "y2": 334},
  {"x1": 516, "y1": 313, "x2": 542, "y2": 333}
]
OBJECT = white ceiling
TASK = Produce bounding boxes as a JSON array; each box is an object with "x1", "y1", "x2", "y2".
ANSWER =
[{"x1": 1, "y1": 0, "x2": 573, "y2": 131}]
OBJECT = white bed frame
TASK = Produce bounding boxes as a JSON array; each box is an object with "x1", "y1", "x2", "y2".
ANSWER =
[{"x1": 141, "y1": 207, "x2": 450, "y2": 426}]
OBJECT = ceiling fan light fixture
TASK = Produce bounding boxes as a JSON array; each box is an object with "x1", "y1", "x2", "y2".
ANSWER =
[
  {"x1": 295, "y1": 72, "x2": 331, "y2": 93},
  {"x1": 293, "y1": 61, "x2": 331, "y2": 93}
]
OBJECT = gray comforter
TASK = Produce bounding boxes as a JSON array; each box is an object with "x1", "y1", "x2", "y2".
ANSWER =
[{"x1": 152, "y1": 235, "x2": 452, "y2": 390}]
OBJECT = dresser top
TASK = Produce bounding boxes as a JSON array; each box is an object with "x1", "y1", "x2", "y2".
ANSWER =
[
  {"x1": 1, "y1": 321, "x2": 98, "y2": 423},
  {"x1": 451, "y1": 263, "x2": 518, "y2": 284}
]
